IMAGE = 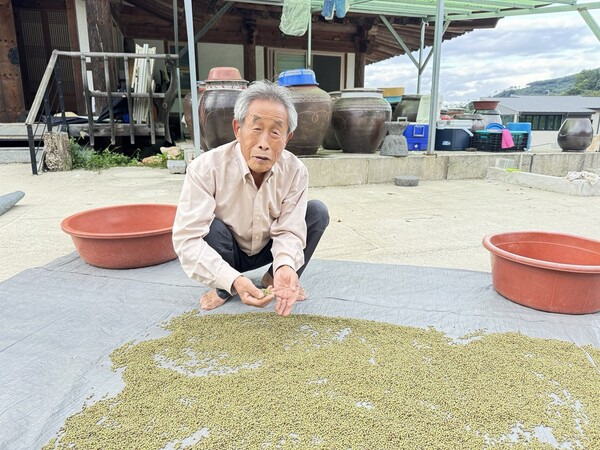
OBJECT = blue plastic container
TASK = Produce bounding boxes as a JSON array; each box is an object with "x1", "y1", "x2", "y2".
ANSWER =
[
  {"x1": 507, "y1": 122, "x2": 532, "y2": 149},
  {"x1": 403, "y1": 123, "x2": 429, "y2": 138},
  {"x1": 485, "y1": 122, "x2": 504, "y2": 131},
  {"x1": 403, "y1": 124, "x2": 429, "y2": 150},
  {"x1": 278, "y1": 68, "x2": 318, "y2": 86},
  {"x1": 406, "y1": 137, "x2": 428, "y2": 150},
  {"x1": 384, "y1": 95, "x2": 402, "y2": 104}
]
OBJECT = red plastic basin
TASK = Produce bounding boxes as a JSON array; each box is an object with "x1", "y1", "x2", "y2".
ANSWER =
[
  {"x1": 483, "y1": 231, "x2": 600, "y2": 314},
  {"x1": 471, "y1": 100, "x2": 500, "y2": 111},
  {"x1": 61, "y1": 204, "x2": 178, "y2": 269}
]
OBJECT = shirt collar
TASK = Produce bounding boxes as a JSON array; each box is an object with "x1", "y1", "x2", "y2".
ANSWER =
[{"x1": 234, "y1": 141, "x2": 278, "y2": 184}]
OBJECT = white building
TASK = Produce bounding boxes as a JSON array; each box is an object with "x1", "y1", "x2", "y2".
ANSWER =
[{"x1": 485, "y1": 96, "x2": 600, "y2": 150}]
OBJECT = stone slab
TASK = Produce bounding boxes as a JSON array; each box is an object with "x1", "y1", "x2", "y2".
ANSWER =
[
  {"x1": 394, "y1": 175, "x2": 419, "y2": 186},
  {"x1": 486, "y1": 167, "x2": 600, "y2": 196}
]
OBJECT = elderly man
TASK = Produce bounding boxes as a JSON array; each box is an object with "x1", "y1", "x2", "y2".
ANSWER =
[{"x1": 173, "y1": 80, "x2": 329, "y2": 316}]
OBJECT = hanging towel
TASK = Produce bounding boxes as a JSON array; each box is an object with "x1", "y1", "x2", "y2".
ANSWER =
[
  {"x1": 280, "y1": 0, "x2": 311, "y2": 36},
  {"x1": 501, "y1": 129, "x2": 515, "y2": 149}
]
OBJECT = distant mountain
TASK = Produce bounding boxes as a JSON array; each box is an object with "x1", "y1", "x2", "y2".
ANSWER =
[
  {"x1": 493, "y1": 68, "x2": 600, "y2": 98},
  {"x1": 493, "y1": 74, "x2": 577, "y2": 97}
]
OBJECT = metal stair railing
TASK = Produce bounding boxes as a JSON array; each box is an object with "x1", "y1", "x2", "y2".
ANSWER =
[
  {"x1": 24, "y1": 50, "x2": 67, "y2": 175},
  {"x1": 25, "y1": 50, "x2": 179, "y2": 175}
]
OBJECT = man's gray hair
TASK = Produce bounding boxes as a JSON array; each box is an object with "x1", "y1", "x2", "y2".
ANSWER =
[{"x1": 234, "y1": 80, "x2": 298, "y2": 133}]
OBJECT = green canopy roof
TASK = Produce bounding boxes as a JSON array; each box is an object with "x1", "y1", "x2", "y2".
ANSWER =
[{"x1": 233, "y1": 0, "x2": 600, "y2": 21}]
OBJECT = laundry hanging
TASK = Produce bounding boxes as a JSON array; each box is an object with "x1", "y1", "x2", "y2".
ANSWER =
[
  {"x1": 280, "y1": 0, "x2": 311, "y2": 36},
  {"x1": 322, "y1": 0, "x2": 349, "y2": 20}
]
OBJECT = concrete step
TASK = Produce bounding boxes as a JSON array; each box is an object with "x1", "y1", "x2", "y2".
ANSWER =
[
  {"x1": 0, "y1": 123, "x2": 29, "y2": 140},
  {"x1": 0, "y1": 147, "x2": 43, "y2": 164}
]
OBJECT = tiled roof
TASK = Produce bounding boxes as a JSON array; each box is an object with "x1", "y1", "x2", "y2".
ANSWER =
[{"x1": 487, "y1": 96, "x2": 600, "y2": 114}]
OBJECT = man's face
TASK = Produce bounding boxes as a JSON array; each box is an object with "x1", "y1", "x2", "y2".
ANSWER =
[{"x1": 233, "y1": 99, "x2": 293, "y2": 175}]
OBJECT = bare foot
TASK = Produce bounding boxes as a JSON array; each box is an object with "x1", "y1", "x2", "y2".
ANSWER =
[
  {"x1": 262, "y1": 272, "x2": 307, "y2": 301},
  {"x1": 200, "y1": 289, "x2": 229, "y2": 310}
]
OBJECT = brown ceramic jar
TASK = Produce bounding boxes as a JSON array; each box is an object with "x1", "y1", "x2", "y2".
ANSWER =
[
  {"x1": 182, "y1": 82, "x2": 206, "y2": 144},
  {"x1": 557, "y1": 118, "x2": 593, "y2": 152},
  {"x1": 332, "y1": 89, "x2": 391, "y2": 153},
  {"x1": 322, "y1": 91, "x2": 341, "y2": 150},
  {"x1": 199, "y1": 79, "x2": 248, "y2": 150},
  {"x1": 392, "y1": 94, "x2": 421, "y2": 122},
  {"x1": 277, "y1": 69, "x2": 332, "y2": 156}
]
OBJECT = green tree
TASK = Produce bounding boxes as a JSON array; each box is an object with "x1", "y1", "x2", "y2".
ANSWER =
[{"x1": 565, "y1": 68, "x2": 600, "y2": 96}]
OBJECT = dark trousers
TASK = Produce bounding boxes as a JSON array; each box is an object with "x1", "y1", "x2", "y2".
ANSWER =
[{"x1": 204, "y1": 200, "x2": 329, "y2": 298}]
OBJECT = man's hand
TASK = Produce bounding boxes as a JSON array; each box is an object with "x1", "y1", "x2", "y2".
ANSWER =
[
  {"x1": 271, "y1": 265, "x2": 301, "y2": 317},
  {"x1": 232, "y1": 276, "x2": 275, "y2": 308}
]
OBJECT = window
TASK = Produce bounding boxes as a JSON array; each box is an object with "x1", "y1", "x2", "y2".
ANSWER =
[
  {"x1": 313, "y1": 54, "x2": 342, "y2": 92},
  {"x1": 519, "y1": 114, "x2": 563, "y2": 131},
  {"x1": 270, "y1": 49, "x2": 344, "y2": 92}
]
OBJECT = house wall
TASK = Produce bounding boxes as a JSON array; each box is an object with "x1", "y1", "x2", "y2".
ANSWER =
[
  {"x1": 345, "y1": 53, "x2": 355, "y2": 88},
  {"x1": 531, "y1": 131, "x2": 560, "y2": 150},
  {"x1": 197, "y1": 43, "x2": 244, "y2": 81},
  {"x1": 591, "y1": 111, "x2": 600, "y2": 134}
]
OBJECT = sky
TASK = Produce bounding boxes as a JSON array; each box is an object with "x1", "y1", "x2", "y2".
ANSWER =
[{"x1": 365, "y1": 7, "x2": 600, "y2": 106}]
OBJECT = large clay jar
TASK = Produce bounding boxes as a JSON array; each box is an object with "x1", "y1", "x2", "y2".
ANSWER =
[
  {"x1": 392, "y1": 94, "x2": 421, "y2": 122},
  {"x1": 199, "y1": 67, "x2": 247, "y2": 150},
  {"x1": 278, "y1": 69, "x2": 331, "y2": 156},
  {"x1": 454, "y1": 113, "x2": 486, "y2": 132},
  {"x1": 322, "y1": 91, "x2": 341, "y2": 150},
  {"x1": 332, "y1": 88, "x2": 392, "y2": 154},
  {"x1": 557, "y1": 118, "x2": 593, "y2": 152},
  {"x1": 183, "y1": 82, "x2": 206, "y2": 144}
]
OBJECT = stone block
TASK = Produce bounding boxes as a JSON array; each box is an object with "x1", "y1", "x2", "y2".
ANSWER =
[
  {"x1": 380, "y1": 135, "x2": 409, "y2": 157},
  {"x1": 43, "y1": 131, "x2": 72, "y2": 171},
  {"x1": 394, "y1": 175, "x2": 419, "y2": 187}
]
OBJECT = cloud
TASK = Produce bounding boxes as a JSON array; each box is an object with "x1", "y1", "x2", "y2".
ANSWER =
[{"x1": 366, "y1": 11, "x2": 600, "y2": 104}]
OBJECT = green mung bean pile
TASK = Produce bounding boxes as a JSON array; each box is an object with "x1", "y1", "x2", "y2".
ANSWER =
[{"x1": 45, "y1": 312, "x2": 600, "y2": 449}]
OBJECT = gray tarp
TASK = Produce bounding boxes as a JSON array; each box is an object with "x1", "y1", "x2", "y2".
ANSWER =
[{"x1": 1, "y1": 254, "x2": 599, "y2": 449}]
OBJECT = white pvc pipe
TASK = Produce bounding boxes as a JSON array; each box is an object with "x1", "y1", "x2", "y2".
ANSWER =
[
  {"x1": 183, "y1": 0, "x2": 201, "y2": 156},
  {"x1": 426, "y1": 0, "x2": 444, "y2": 155}
]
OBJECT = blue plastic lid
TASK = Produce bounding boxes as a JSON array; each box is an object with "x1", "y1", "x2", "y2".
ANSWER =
[
  {"x1": 486, "y1": 122, "x2": 504, "y2": 130},
  {"x1": 278, "y1": 68, "x2": 318, "y2": 86}
]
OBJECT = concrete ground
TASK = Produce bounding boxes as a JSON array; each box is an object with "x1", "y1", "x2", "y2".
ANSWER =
[{"x1": 2, "y1": 162, "x2": 600, "y2": 283}]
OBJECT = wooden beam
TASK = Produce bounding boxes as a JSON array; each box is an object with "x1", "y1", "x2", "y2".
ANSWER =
[
  {"x1": 243, "y1": 18, "x2": 257, "y2": 82},
  {"x1": 66, "y1": 0, "x2": 85, "y2": 115},
  {"x1": 0, "y1": 0, "x2": 26, "y2": 122},
  {"x1": 355, "y1": 51, "x2": 365, "y2": 88},
  {"x1": 85, "y1": 0, "x2": 114, "y2": 113},
  {"x1": 124, "y1": 0, "x2": 182, "y2": 22}
]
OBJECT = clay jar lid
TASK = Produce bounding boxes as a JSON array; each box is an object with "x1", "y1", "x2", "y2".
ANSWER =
[
  {"x1": 278, "y1": 68, "x2": 318, "y2": 86},
  {"x1": 206, "y1": 66, "x2": 243, "y2": 81},
  {"x1": 340, "y1": 88, "x2": 384, "y2": 99},
  {"x1": 471, "y1": 100, "x2": 500, "y2": 111}
]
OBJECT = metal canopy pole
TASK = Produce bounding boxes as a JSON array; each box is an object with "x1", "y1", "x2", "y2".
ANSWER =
[
  {"x1": 183, "y1": 0, "x2": 201, "y2": 156},
  {"x1": 307, "y1": 10, "x2": 312, "y2": 68},
  {"x1": 426, "y1": 0, "x2": 444, "y2": 155},
  {"x1": 174, "y1": 0, "x2": 183, "y2": 140},
  {"x1": 417, "y1": 20, "x2": 425, "y2": 94},
  {"x1": 380, "y1": 16, "x2": 419, "y2": 68},
  {"x1": 579, "y1": 8, "x2": 600, "y2": 41}
]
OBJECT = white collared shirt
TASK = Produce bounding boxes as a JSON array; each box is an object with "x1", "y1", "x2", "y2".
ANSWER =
[{"x1": 173, "y1": 141, "x2": 308, "y2": 293}]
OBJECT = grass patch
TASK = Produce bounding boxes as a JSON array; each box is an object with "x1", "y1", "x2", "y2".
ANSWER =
[{"x1": 69, "y1": 138, "x2": 140, "y2": 171}]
